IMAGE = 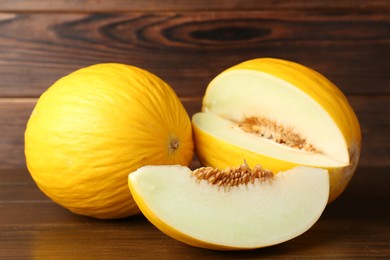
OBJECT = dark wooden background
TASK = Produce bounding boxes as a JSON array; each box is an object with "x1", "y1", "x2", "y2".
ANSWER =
[{"x1": 0, "y1": 1, "x2": 389, "y2": 258}]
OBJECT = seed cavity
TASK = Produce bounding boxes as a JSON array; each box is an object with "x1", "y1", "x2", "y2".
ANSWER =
[
  {"x1": 192, "y1": 163, "x2": 274, "y2": 188},
  {"x1": 236, "y1": 116, "x2": 316, "y2": 152}
]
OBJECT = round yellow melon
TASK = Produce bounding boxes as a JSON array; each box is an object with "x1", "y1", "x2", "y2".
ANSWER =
[
  {"x1": 192, "y1": 58, "x2": 361, "y2": 202},
  {"x1": 25, "y1": 63, "x2": 194, "y2": 219}
]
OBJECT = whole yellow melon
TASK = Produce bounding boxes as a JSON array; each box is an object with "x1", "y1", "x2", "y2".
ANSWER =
[{"x1": 25, "y1": 63, "x2": 194, "y2": 219}]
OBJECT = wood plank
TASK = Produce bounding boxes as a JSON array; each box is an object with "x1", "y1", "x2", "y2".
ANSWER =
[
  {"x1": 1, "y1": 216, "x2": 386, "y2": 259},
  {"x1": 0, "y1": 166, "x2": 388, "y2": 258},
  {"x1": 0, "y1": 0, "x2": 388, "y2": 12},
  {"x1": 0, "y1": 96, "x2": 388, "y2": 169},
  {"x1": 0, "y1": 11, "x2": 388, "y2": 97},
  {"x1": 0, "y1": 99, "x2": 34, "y2": 168}
]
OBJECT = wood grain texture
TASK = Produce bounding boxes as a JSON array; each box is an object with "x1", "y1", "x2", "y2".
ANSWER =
[
  {"x1": 0, "y1": 0, "x2": 389, "y2": 12},
  {"x1": 0, "y1": 96, "x2": 388, "y2": 169},
  {"x1": 0, "y1": 11, "x2": 388, "y2": 97},
  {"x1": 0, "y1": 1, "x2": 389, "y2": 257},
  {"x1": 0, "y1": 166, "x2": 389, "y2": 258}
]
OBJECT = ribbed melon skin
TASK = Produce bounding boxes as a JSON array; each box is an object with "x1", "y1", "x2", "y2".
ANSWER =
[{"x1": 25, "y1": 63, "x2": 194, "y2": 219}]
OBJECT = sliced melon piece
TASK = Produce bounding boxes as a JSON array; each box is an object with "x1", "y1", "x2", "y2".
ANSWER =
[
  {"x1": 128, "y1": 164, "x2": 329, "y2": 250},
  {"x1": 192, "y1": 58, "x2": 361, "y2": 202}
]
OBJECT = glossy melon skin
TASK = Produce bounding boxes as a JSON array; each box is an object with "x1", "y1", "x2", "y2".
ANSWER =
[
  {"x1": 25, "y1": 63, "x2": 194, "y2": 219},
  {"x1": 193, "y1": 58, "x2": 361, "y2": 202}
]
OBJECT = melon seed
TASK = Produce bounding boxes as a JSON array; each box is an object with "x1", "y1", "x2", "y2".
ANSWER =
[
  {"x1": 236, "y1": 116, "x2": 316, "y2": 152},
  {"x1": 192, "y1": 163, "x2": 274, "y2": 187}
]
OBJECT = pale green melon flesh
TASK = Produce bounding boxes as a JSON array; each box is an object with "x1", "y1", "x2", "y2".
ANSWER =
[
  {"x1": 199, "y1": 70, "x2": 349, "y2": 166},
  {"x1": 129, "y1": 165, "x2": 329, "y2": 249},
  {"x1": 193, "y1": 113, "x2": 347, "y2": 168}
]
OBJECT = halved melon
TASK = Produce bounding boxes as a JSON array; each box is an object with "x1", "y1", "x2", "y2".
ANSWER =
[
  {"x1": 128, "y1": 164, "x2": 329, "y2": 250},
  {"x1": 192, "y1": 58, "x2": 361, "y2": 202}
]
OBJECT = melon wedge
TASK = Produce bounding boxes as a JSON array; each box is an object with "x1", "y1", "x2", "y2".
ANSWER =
[
  {"x1": 192, "y1": 58, "x2": 361, "y2": 202},
  {"x1": 128, "y1": 165, "x2": 329, "y2": 250}
]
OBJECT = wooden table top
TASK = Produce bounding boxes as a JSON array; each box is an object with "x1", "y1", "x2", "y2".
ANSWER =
[
  {"x1": 0, "y1": 1, "x2": 389, "y2": 258},
  {"x1": 1, "y1": 166, "x2": 389, "y2": 259}
]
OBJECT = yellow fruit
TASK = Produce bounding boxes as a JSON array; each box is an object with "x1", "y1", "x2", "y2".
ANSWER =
[
  {"x1": 25, "y1": 63, "x2": 194, "y2": 219},
  {"x1": 192, "y1": 58, "x2": 361, "y2": 202},
  {"x1": 128, "y1": 164, "x2": 329, "y2": 250}
]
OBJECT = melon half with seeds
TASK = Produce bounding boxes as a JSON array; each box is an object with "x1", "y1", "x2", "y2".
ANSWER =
[
  {"x1": 128, "y1": 164, "x2": 329, "y2": 250},
  {"x1": 192, "y1": 58, "x2": 361, "y2": 202}
]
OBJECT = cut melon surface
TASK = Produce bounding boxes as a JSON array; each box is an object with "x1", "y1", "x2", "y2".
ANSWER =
[
  {"x1": 201, "y1": 69, "x2": 349, "y2": 165},
  {"x1": 128, "y1": 165, "x2": 329, "y2": 250},
  {"x1": 192, "y1": 58, "x2": 361, "y2": 202},
  {"x1": 193, "y1": 112, "x2": 347, "y2": 168}
]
